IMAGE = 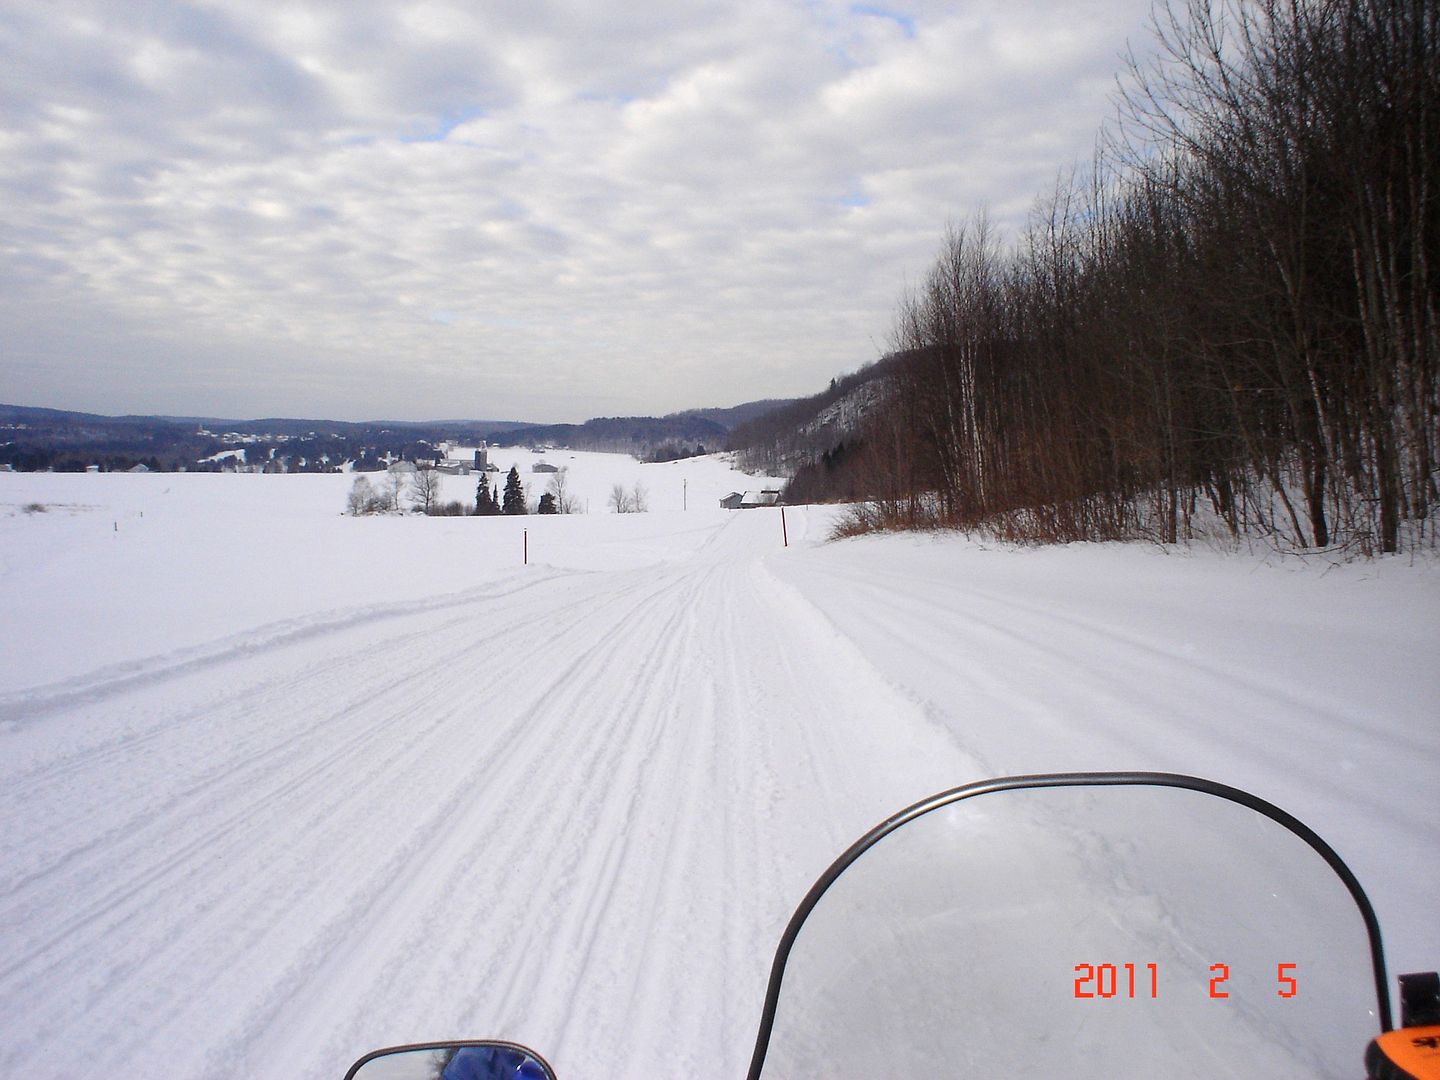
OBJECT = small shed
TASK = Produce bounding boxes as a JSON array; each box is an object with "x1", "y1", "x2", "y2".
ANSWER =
[
  {"x1": 532, "y1": 462, "x2": 559, "y2": 473},
  {"x1": 721, "y1": 490, "x2": 782, "y2": 509}
]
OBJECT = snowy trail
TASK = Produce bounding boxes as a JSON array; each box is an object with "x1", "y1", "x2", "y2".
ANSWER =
[
  {"x1": 1, "y1": 509, "x2": 975, "y2": 1080},
  {"x1": 3, "y1": 475, "x2": 1432, "y2": 1080},
  {"x1": 771, "y1": 535, "x2": 1439, "y2": 979}
]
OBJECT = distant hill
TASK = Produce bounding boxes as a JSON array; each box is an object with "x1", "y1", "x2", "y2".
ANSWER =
[
  {"x1": 670, "y1": 399, "x2": 796, "y2": 430},
  {"x1": 484, "y1": 415, "x2": 727, "y2": 459},
  {"x1": 0, "y1": 405, "x2": 534, "y2": 473},
  {"x1": 0, "y1": 404, "x2": 531, "y2": 437},
  {"x1": 0, "y1": 399, "x2": 795, "y2": 472},
  {"x1": 487, "y1": 399, "x2": 794, "y2": 459},
  {"x1": 724, "y1": 356, "x2": 903, "y2": 481}
]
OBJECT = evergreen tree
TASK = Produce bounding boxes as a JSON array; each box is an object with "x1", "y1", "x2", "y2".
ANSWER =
[
  {"x1": 537, "y1": 492, "x2": 557, "y2": 514},
  {"x1": 502, "y1": 466, "x2": 526, "y2": 515},
  {"x1": 474, "y1": 473, "x2": 502, "y2": 515}
]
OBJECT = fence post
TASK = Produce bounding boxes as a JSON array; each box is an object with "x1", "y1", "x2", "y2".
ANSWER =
[
  {"x1": 781, "y1": 506, "x2": 788, "y2": 548},
  {"x1": 524, "y1": 528, "x2": 528, "y2": 565}
]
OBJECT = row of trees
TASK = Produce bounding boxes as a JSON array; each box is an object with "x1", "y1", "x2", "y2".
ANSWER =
[
  {"x1": 822, "y1": 0, "x2": 1436, "y2": 554},
  {"x1": 347, "y1": 466, "x2": 580, "y2": 516},
  {"x1": 607, "y1": 482, "x2": 649, "y2": 513},
  {"x1": 644, "y1": 443, "x2": 710, "y2": 463}
]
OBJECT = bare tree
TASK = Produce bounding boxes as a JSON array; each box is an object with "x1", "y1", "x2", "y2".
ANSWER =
[
  {"x1": 408, "y1": 465, "x2": 442, "y2": 514},
  {"x1": 547, "y1": 467, "x2": 578, "y2": 513},
  {"x1": 384, "y1": 469, "x2": 405, "y2": 513},
  {"x1": 608, "y1": 481, "x2": 649, "y2": 513},
  {"x1": 346, "y1": 475, "x2": 378, "y2": 516}
]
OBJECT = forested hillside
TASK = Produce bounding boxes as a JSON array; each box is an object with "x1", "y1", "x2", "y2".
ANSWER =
[
  {"x1": 793, "y1": 0, "x2": 1437, "y2": 556},
  {"x1": 490, "y1": 414, "x2": 727, "y2": 459},
  {"x1": 725, "y1": 357, "x2": 901, "y2": 480}
]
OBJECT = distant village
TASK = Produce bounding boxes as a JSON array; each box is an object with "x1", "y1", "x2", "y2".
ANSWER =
[
  {"x1": 198, "y1": 436, "x2": 513, "y2": 476},
  {"x1": 2, "y1": 415, "x2": 786, "y2": 510},
  {"x1": 0, "y1": 419, "x2": 522, "y2": 477}
]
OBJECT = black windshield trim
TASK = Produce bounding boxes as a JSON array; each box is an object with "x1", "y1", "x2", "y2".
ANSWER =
[{"x1": 745, "y1": 771, "x2": 1392, "y2": 1079}]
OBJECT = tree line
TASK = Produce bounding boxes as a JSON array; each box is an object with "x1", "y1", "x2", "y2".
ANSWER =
[
  {"x1": 347, "y1": 465, "x2": 576, "y2": 516},
  {"x1": 812, "y1": 0, "x2": 1436, "y2": 555}
]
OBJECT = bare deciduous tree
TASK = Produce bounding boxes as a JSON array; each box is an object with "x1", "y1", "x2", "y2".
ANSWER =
[
  {"x1": 547, "y1": 467, "x2": 578, "y2": 513},
  {"x1": 384, "y1": 469, "x2": 405, "y2": 513},
  {"x1": 408, "y1": 465, "x2": 442, "y2": 514},
  {"x1": 608, "y1": 482, "x2": 633, "y2": 513},
  {"x1": 346, "y1": 475, "x2": 379, "y2": 516}
]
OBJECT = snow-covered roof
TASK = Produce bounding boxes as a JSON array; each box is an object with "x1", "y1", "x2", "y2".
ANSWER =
[
  {"x1": 739, "y1": 490, "x2": 780, "y2": 507},
  {"x1": 199, "y1": 448, "x2": 246, "y2": 465}
]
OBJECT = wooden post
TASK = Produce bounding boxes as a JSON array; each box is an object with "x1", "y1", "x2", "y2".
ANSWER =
[
  {"x1": 524, "y1": 529, "x2": 528, "y2": 565},
  {"x1": 781, "y1": 506, "x2": 788, "y2": 547}
]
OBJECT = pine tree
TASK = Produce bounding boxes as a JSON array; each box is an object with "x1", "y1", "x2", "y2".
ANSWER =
[
  {"x1": 502, "y1": 466, "x2": 526, "y2": 515},
  {"x1": 537, "y1": 492, "x2": 557, "y2": 514},
  {"x1": 475, "y1": 474, "x2": 500, "y2": 515}
]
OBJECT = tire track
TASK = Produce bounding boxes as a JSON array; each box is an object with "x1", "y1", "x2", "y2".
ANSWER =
[
  {"x1": 234, "y1": 560, "x2": 708, "y2": 1079},
  {"x1": 0, "y1": 563, "x2": 702, "y2": 1077},
  {"x1": 2, "y1": 510, "x2": 984, "y2": 1080}
]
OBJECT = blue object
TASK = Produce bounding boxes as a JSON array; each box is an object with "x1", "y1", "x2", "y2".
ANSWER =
[{"x1": 443, "y1": 1045, "x2": 545, "y2": 1080}]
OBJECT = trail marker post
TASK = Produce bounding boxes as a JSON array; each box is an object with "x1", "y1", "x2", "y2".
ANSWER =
[
  {"x1": 781, "y1": 506, "x2": 788, "y2": 548},
  {"x1": 524, "y1": 529, "x2": 528, "y2": 565}
]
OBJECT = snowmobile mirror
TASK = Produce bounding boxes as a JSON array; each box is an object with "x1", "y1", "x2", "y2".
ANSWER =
[{"x1": 343, "y1": 1040, "x2": 557, "y2": 1080}]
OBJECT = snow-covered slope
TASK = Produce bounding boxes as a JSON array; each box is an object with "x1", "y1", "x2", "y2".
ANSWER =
[{"x1": 0, "y1": 463, "x2": 1434, "y2": 1079}]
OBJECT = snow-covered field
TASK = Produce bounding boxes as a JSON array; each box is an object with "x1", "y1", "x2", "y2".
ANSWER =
[{"x1": 1, "y1": 453, "x2": 1435, "y2": 1079}]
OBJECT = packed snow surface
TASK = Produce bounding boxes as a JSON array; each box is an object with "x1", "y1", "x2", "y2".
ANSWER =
[{"x1": 1, "y1": 456, "x2": 1435, "y2": 1079}]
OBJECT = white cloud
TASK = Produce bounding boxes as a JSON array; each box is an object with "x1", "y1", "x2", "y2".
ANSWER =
[{"x1": 0, "y1": 0, "x2": 1158, "y2": 421}]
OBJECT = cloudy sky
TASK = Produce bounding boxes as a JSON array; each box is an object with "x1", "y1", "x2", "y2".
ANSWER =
[{"x1": 1, "y1": 0, "x2": 1157, "y2": 423}]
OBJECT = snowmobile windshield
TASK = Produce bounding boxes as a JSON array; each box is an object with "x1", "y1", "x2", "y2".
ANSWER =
[{"x1": 749, "y1": 774, "x2": 1389, "y2": 1080}]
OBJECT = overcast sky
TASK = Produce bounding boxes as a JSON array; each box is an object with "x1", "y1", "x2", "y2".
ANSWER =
[{"x1": 1, "y1": 0, "x2": 1157, "y2": 423}]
